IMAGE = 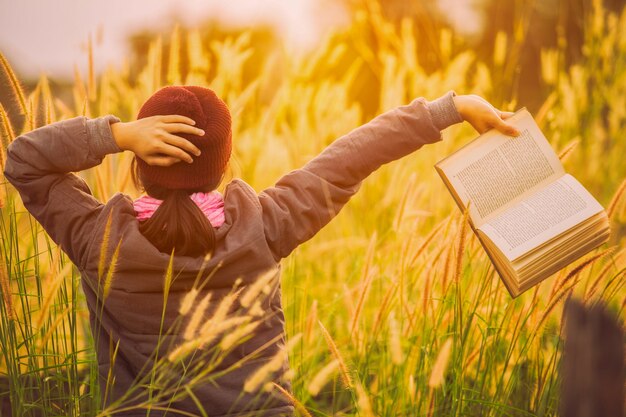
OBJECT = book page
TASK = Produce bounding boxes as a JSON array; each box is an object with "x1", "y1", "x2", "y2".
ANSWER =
[
  {"x1": 436, "y1": 109, "x2": 564, "y2": 226},
  {"x1": 478, "y1": 174, "x2": 605, "y2": 261}
]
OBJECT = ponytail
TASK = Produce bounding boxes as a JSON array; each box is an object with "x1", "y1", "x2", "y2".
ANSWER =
[{"x1": 131, "y1": 158, "x2": 217, "y2": 257}]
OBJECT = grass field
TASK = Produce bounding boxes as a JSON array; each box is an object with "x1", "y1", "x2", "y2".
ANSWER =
[{"x1": 0, "y1": 1, "x2": 624, "y2": 416}]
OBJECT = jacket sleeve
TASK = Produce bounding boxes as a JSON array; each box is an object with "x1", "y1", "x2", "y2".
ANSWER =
[
  {"x1": 3, "y1": 114, "x2": 123, "y2": 269},
  {"x1": 258, "y1": 91, "x2": 463, "y2": 260}
]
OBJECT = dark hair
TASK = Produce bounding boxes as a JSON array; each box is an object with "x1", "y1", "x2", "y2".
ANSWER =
[{"x1": 130, "y1": 157, "x2": 225, "y2": 257}]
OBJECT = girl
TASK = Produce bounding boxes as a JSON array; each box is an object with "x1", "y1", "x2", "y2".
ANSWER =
[{"x1": 3, "y1": 86, "x2": 518, "y2": 416}]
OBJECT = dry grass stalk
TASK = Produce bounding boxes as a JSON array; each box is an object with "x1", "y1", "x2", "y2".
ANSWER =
[
  {"x1": 240, "y1": 267, "x2": 277, "y2": 308},
  {"x1": 0, "y1": 258, "x2": 15, "y2": 321},
  {"x1": 422, "y1": 269, "x2": 432, "y2": 314},
  {"x1": 36, "y1": 260, "x2": 72, "y2": 329},
  {"x1": 371, "y1": 281, "x2": 397, "y2": 336},
  {"x1": 557, "y1": 138, "x2": 580, "y2": 161},
  {"x1": 178, "y1": 288, "x2": 199, "y2": 316},
  {"x1": 304, "y1": 299, "x2": 318, "y2": 342},
  {"x1": 428, "y1": 338, "x2": 453, "y2": 388},
  {"x1": 454, "y1": 206, "x2": 470, "y2": 286},
  {"x1": 349, "y1": 264, "x2": 376, "y2": 339},
  {"x1": 407, "y1": 374, "x2": 417, "y2": 403},
  {"x1": 38, "y1": 74, "x2": 56, "y2": 123},
  {"x1": 72, "y1": 64, "x2": 86, "y2": 116},
  {"x1": 584, "y1": 248, "x2": 626, "y2": 301},
  {"x1": 198, "y1": 315, "x2": 251, "y2": 348},
  {"x1": 102, "y1": 238, "x2": 123, "y2": 300},
  {"x1": 355, "y1": 380, "x2": 375, "y2": 417},
  {"x1": 342, "y1": 283, "x2": 355, "y2": 317},
  {"x1": 536, "y1": 249, "x2": 614, "y2": 332},
  {"x1": 39, "y1": 305, "x2": 72, "y2": 348},
  {"x1": 0, "y1": 140, "x2": 8, "y2": 204},
  {"x1": 308, "y1": 359, "x2": 340, "y2": 396},
  {"x1": 244, "y1": 333, "x2": 302, "y2": 393},
  {"x1": 441, "y1": 241, "x2": 454, "y2": 293},
  {"x1": 220, "y1": 320, "x2": 262, "y2": 350},
  {"x1": 318, "y1": 320, "x2": 352, "y2": 389},
  {"x1": 0, "y1": 52, "x2": 28, "y2": 115},
  {"x1": 408, "y1": 220, "x2": 446, "y2": 268},
  {"x1": 607, "y1": 177, "x2": 626, "y2": 219},
  {"x1": 351, "y1": 233, "x2": 378, "y2": 331},
  {"x1": 388, "y1": 310, "x2": 403, "y2": 365},
  {"x1": 98, "y1": 211, "x2": 114, "y2": 279},
  {"x1": 199, "y1": 289, "x2": 242, "y2": 335},
  {"x1": 534, "y1": 282, "x2": 577, "y2": 333},
  {"x1": 183, "y1": 292, "x2": 212, "y2": 341},
  {"x1": 548, "y1": 247, "x2": 614, "y2": 302},
  {"x1": 167, "y1": 316, "x2": 250, "y2": 362},
  {"x1": 0, "y1": 103, "x2": 15, "y2": 154},
  {"x1": 271, "y1": 382, "x2": 313, "y2": 417},
  {"x1": 27, "y1": 82, "x2": 42, "y2": 129}
]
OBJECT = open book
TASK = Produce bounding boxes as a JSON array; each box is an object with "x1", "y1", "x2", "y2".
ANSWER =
[{"x1": 435, "y1": 109, "x2": 610, "y2": 297}]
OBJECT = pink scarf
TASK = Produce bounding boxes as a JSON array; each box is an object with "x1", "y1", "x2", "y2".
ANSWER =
[{"x1": 133, "y1": 191, "x2": 225, "y2": 228}]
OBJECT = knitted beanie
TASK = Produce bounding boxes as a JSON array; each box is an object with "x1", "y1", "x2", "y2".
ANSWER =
[{"x1": 136, "y1": 85, "x2": 232, "y2": 190}]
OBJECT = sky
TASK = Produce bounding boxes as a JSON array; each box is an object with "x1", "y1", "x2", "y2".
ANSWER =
[
  {"x1": 0, "y1": 0, "x2": 349, "y2": 80},
  {"x1": 0, "y1": 0, "x2": 479, "y2": 81}
]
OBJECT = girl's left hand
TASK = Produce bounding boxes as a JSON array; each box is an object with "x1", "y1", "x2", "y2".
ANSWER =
[
  {"x1": 453, "y1": 94, "x2": 520, "y2": 136},
  {"x1": 111, "y1": 115, "x2": 204, "y2": 166}
]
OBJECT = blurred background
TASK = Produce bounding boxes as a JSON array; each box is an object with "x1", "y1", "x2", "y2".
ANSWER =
[{"x1": 2, "y1": 0, "x2": 624, "y2": 117}]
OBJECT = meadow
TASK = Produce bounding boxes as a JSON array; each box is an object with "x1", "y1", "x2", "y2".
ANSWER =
[{"x1": 0, "y1": 1, "x2": 625, "y2": 416}]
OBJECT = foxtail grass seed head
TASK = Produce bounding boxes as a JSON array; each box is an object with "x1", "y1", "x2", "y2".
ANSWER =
[
  {"x1": 244, "y1": 333, "x2": 302, "y2": 393},
  {"x1": 249, "y1": 299, "x2": 264, "y2": 317},
  {"x1": 98, "y1": 211, "x2": 114, "y2": 280},
  {"x1": 0, "y1": 260, "x2": 15, "y2": 321},
  {"x1": 198, "y1": 315, "x2": 251, "y2": 348},
  {"x1": 557, "y1": 137, "x2": 580, "y2": 162},
  {"x1": 607, "y1": 178, "x2": 626, "y2": 219},
  {"x1": 102, "y1": 238, "x2": 123, "y2": 301},
  {"x1": 319, "y1": 320, "x2": 352, "y2": 388},
  {"x1": 220, "y1": 320, "x2": 261, "y2": 350},
  {"x1": 429, "y1": 338, "x2": 453, "y2": 388},
  {"x1": 308, "y1": 359, "x2": 340, "y2": 396},
  {"x1": 179, "y1": 288, "x2": 199, "y2": 316},
  {"x1": 167, "y1": 339, "x2": 201, "y2": 363},
  {"x1": 183, "y1": 292, "x2": 212, "y2": 341},
  {"x1": 270, "y1": 382, "x2": 313, "y2": 417},
  {"x1": 240, "y1": 267, "x2": 278, "y2": 308},
  {"x1": 408, "y1": 374, "x2": 416, "y2": 400},
  {"x1": 356, "y1": 381, "x2": 375, "y2": 417},
  {"x1": 388, "y1": 310, "x2": 403, "y2": 365}
]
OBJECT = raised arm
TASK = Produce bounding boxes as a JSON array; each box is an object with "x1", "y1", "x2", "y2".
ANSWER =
[
  {"x1": 3, "y1": 115, "x2": 124, "y2": 269},
  {"x1": 3, "y1": 113, "x2": 203, "y2": 269},
  {"x1": 258, "y1": 92, "x2": 521, "y2": 261},
  {"x1": 258, "y1": 92, "x2": 463, "y2": 260}
]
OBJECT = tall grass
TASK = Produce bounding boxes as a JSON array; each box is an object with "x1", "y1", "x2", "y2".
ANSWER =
[{"x1": 0, "y1": 1, "x2": 625, "y2": 416}]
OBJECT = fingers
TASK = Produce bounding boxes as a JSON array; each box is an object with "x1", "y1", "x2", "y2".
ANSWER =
[
  {"x1": 157, "y1": 142, "x2": 195, "y2": 164},
  {"x1": 492, "y1": 114, "x2": 520, "y2": 136},
  {"x1": 163, "y1": 132, "x2": 202, "y2": 156},
  {"x1": 499, "y1": 111, "x2": 515, "y2": 120},
  {"x1": 160, "y1": 114, "x2": 197, "y2": 125},
  {"x1": 146, "y1": 155, "x2": 183, "y2": 167},
  {"x1": 162, "y1": 122, "x2": 205, "y2": 138}
]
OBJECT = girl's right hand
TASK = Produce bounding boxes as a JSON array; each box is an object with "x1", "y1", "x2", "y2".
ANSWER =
[
  {"x1": 111, "y1": 115, "x2": 204, "y2": 166},
  {"x1": 452, "y1": 94, "x2": 520, "y2": 136}
]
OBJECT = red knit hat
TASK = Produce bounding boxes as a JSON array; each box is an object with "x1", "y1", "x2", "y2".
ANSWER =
[{"x1": 136, "y1": 85, "x2": 232, "y2": 190}]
